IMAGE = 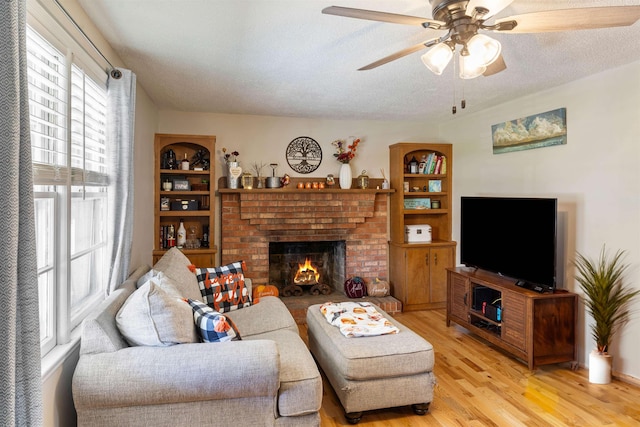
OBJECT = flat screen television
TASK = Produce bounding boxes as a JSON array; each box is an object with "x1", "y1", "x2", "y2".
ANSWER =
[{"x1": 460, "y1": 196, "x2": 557, "y2": 293}]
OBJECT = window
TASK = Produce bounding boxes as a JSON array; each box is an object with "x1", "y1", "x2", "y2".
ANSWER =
[{"x1": 27, "y1": 25, "x2": 109, "y2": 356}]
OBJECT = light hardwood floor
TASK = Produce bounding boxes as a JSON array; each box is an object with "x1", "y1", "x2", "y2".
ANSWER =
[{"x1": 300, "y1": 309, "x2": 640, "y2": 427}]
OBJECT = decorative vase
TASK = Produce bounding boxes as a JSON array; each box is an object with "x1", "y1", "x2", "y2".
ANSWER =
[
  {"x1": 339, "y1": 163, "x2": 352, "y2": 189},
  {"x1": 589, "y1": 349, "x2": 612, "y2": 384},
  {"x1": 227, "y1": 161, "x2": 242, "y2": 189}
]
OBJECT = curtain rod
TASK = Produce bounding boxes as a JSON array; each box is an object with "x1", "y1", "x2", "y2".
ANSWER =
[{"x1": 52, "y1": 0, "x2": 122, "y2": 79}]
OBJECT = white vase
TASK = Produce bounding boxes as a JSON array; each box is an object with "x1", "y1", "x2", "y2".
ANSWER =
[
  {"x1": 589, "y1": 349, "x2": 612, "y2": 384},
  {"x1": 227, "y1": 161, "x2": 242, "y2": 189},
  {"x1": 339, "y1": 163, "x2": 352, "y2": 189}
]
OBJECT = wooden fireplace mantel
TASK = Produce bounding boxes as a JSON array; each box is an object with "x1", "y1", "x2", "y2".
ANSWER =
[
  {"x1": 219, "y1": 188, "x2": 394, "y2": 194},
  {"x1": 217, "y1": 176, "x2": 394, "y2": 194}
]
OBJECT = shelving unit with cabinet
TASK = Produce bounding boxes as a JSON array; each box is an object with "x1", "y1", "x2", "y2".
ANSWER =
[
  {"x1": 153, "y1": 133, "x2": 217, "y2": 267},
  {"x1": 389, "y1": 142, "x2": 456, "y2": 311}
]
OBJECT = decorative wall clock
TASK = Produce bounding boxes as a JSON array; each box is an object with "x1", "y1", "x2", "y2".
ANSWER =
[{"x1": 286, "y1": 136, "x2": 322, "y2": 174}]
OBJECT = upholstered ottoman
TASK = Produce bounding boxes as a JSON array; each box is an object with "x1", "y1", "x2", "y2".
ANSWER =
[{"x1": 306, "y1": 303, "x2": 435, "y2": 424}]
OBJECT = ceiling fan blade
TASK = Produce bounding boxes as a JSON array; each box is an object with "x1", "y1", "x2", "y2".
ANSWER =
[
  {"x1": 322, "y1": 6, "x2": 445, "y2": 29},
  {"x1": 494, "y1": 6, "x2": 640, "y2": 33},
  {"x1": 483, "y1": 54, "x2": 506, "y2": 76},
  {"x1": 467, "y1": 0, "x2": 514, "y2": 20},
  {"x1": 358, "y1": 39, "x2": 440, "y2": 71}
]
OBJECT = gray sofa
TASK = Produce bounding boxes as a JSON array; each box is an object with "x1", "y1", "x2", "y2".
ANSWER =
[{"x1": 72, "y1": 264, "x2": 322, "y2": 426}]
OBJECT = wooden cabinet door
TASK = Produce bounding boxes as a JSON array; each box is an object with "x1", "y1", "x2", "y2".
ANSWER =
[
  {"x1": 429, "y1": 246, "x2": 454, "y2": 303},
  {"x1": 502, "y1": 292, "x2": 527, "y2": 351},
  {"x1": 449, "y1": 272, "x2": 469, "y2": 323},
  {"x1": 406, "y1": 247, "x2": 431, "y2": 305}
]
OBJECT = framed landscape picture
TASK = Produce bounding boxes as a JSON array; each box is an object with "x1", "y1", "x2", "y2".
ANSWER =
[{"x1": 492, "y1": 108, "x2": 567, "y2": 154}]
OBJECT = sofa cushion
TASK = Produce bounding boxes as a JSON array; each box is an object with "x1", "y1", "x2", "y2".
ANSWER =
[
  {"x1": 194, "y1": 261, "x2": 252, "y2": 313},
  {"x1": 244, "y1": 329, "x2": 322, "y2": 417},
  {"x1": 226, "y1": 296, "x2": 298, "y2": 338},
  {"x1": 80, "y1": 265, "x2": 149, "y2": 355},
  {"x1": 153, "y1": 247, "x2": 202, "y2": 302},
  {"x1": 116, "y1": 279, "x2": 198, "y2": 346},
  {"x1": 186, "y1": 299, "x2": 240, "y2": 342}
]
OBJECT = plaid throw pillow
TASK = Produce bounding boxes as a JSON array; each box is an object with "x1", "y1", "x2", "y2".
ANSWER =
[
  {"x1": 186, "y1": 299, "x2": 240, "y2": 343},
  {"x1": 195, "y1": 261, "x2": 252, "y2": 313}
]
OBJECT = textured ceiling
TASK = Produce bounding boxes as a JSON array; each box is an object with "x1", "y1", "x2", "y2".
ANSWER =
[{"x1": 77, "y1": 0, "x2": 640, "y2": 123}]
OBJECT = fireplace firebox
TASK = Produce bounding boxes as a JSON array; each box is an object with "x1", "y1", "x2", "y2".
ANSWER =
[{"x1": 269, "y1": 241, "x2": 346, "y2": 296}]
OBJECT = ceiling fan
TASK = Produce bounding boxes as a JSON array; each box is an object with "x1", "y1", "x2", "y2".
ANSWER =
[{"x1": 322, "y1": 0, "x2": 640, "y2": 79}]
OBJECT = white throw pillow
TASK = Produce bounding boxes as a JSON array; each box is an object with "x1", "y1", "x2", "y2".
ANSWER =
[
  {"x1": 116, "y1": 279, "x2": 198, "y2": 346},
  {"x1": 152, "y1": 247, "x2": 202, "y2": 302}
]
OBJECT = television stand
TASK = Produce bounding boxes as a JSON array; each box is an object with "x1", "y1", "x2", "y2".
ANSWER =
[{"x1": 447, "y1": 267, "x2": 577, "y2": 370}]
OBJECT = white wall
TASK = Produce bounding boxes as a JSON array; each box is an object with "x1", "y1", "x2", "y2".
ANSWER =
[
  {"x1": 155, "y1": 112, "x2": 441, "y2": 263},
  {"x1": 439, "y1": 60, "x2": 640, "y2": 379}
]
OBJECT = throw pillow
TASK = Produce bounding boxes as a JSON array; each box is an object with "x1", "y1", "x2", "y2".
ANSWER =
[
  {"x1": 153, "y1": 247, "x2": 202, "y2": 302},
  {"x1": 116, "y1": 279, "x2": 199, "y2": 346},
  {"x1": 195, "y1": 261, "x2": 252, "y2": 313},
  {"x1": 186, "y1": 299, "x2": 240, "y2": 343},
  {"x1": 136, "y1": 268, "x2": 157, "y2": 288}
]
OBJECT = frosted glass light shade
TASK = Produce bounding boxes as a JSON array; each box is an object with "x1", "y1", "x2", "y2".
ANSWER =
[
  {"x1": 459, "y1": 54, "x2": 486, "y2": 79},
  {"x1": 421, "y1": 43, "x2": 453, "y2": 75},
  {"x1": 466, "y1": 33, "x2": 502, "y2": 67}
]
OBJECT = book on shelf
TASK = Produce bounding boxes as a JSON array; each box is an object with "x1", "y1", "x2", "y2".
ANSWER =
[
  {"x1": 428, "y1": 154, "x2": 437, "y2": 174},
  {"x1": 434, "y1": 156, "x2": 443, "y2": 174},
  {"x1": 439, "y1": 156, "x2": 447, "y2": 174},
  {"x1": 418, "y1": 153, "x2": 447, "y2": 175}
]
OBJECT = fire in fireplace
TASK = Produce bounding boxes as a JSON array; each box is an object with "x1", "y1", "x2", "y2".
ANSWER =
[
  {"x1": 294, "y1": 258, "x2": 319, "y2": 286},
  {"x1": 283, "y1": 257, "x2": 331, "y2": 297},
  {"x1": 269, "y1": 240, "x2": 346, "y2": 296}
]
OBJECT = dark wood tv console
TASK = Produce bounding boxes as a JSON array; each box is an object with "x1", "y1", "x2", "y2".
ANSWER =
[{"x1": 447, "y1": 267, "x2": 577, "y2": 370}]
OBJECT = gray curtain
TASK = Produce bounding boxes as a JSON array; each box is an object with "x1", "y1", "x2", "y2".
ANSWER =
[
  {"x1": 106, "y1": 69, "x2": 137, "y2": 293},
  {"x1": 0, "y1": 0, "x2": 44, "y2": 425}
]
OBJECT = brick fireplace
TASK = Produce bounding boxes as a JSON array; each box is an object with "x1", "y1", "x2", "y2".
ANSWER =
[{"x1": 219, "y1": 190, "x2": 389, "y2": 286}]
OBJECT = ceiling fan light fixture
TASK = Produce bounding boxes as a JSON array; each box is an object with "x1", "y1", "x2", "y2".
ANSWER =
[
  {"x1": 459, "y1": 53, "x2": 486, "y2": 79},
  {"x1": 421, "y1": 43, "x2": 453, "y2": 75},
  {"x1": 466, "y1": 33, "x2": 502, "y2": 67}
]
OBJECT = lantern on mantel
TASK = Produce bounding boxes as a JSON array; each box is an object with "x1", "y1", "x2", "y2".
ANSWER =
[
  {"x1": 241, "y1": 172, "x2": 253, "y2": 189},
  {"x1": 357, "y1": 170, "x2": 369, "y2": 189}
]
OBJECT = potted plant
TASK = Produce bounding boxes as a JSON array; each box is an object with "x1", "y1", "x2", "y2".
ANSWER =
[{"x1": 574, "y1": 246, "x2": 640, "y2": 384}]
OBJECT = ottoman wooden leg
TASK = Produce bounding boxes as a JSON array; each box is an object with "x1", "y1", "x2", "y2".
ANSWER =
[
  {"x1": 345, "y1": 411, "x2": 363, "y2": 424},
  {"x1": 412, "y1": 402, "x2": 430, "y2": 415}
]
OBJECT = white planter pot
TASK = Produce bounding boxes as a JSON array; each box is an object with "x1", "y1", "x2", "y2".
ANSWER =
[
  {"x1": 339, "y1": 163, "x2": 352, "y2": 189},
  {"x1": 589, "y1": 350, "x2": 612, "y2": 384}
]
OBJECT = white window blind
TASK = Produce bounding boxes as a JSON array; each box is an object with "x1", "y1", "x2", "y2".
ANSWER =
[{"x1": 27, "y1": 25, "x2": 109, "y2": 355}]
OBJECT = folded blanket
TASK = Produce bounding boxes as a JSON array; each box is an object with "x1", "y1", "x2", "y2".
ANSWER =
[{"x1": 319, "y1": 301, "x2": 399, "y2": 337}]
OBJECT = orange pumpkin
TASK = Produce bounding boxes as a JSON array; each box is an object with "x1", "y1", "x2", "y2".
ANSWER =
[{"x1": 252, "y1": 284, "x2": 280, "y2": 301}]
